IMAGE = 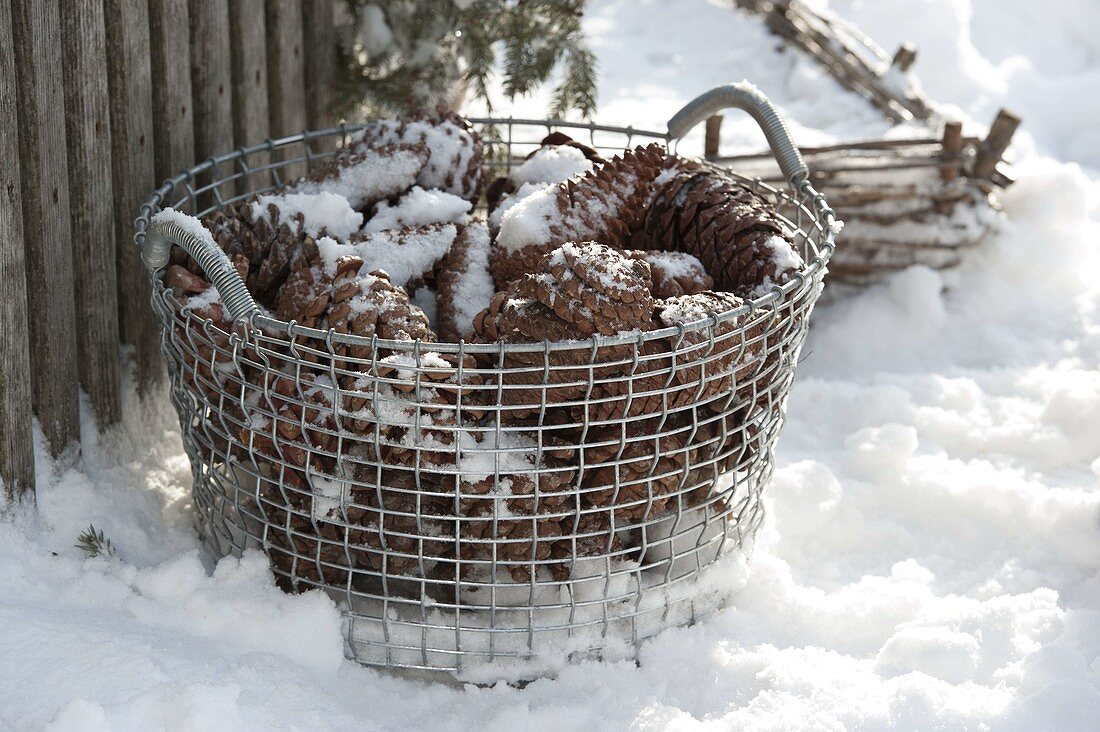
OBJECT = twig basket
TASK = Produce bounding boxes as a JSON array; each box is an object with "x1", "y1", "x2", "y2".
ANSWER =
[{"x1": 136, "y1": 85, "x2": 837, "y2": 680}]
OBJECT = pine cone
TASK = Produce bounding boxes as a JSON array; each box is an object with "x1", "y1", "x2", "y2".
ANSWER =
[
  {"x1": 486, "y1": 131, "x2": 605, "y2": 214},
  {"x1": 578, "y1": 420, "x2": 690, "y2": 523},
  {"x1": 650, "y1": 291, "x2": 764, "y2": 409},
  {"x1": 630, "y1": 250, "x2": 714, "y2": 299},
  {"x1": 292, "y1": 142, "x2": 429, "y2": 212},
  {"x1": 638, "y1": 160, "x2": 804, "y2": 299},
  {"x1": 489, "y1": 143, "x2": 670, "y2": 288},
  {"x1": 352, "y1": 114, "x2": 484, "y2": 202},
  {"x1": 472, "y1": 243, "x2": 655, "y2": 418},
  {"x1": 202, "y1": 198, "x2": 322, "y2": 307},
  {"x1": 435, "y1": 222, "x2": 493, "y2": 341}
]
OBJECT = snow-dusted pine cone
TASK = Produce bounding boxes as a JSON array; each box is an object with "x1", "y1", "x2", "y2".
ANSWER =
[
  {"x1": 351, "y1": 114, "x2": 484, "y2": 202},
  {"x1": 485, "y1": 131, "x2": 605, "y2": 215},
  {"x1": 630, "y1": 250, "x2": 714, "y2": 299},
  {"x1": 638, "y1": 159, "x2": 804, "y2": 299},
  {"x1": 292, "y1": 143, "x2": 429, "y2": 212},
  {"x1": 578, "y1": 421, "x2": 690, "y2": 523},
  {"x1": 201, "y1": 197, "x2": 333, "y2": 307},
  {"x1": 434, "y1": 222, "x2": 493, "y2": 341},
  {"x1": 472, "y1": 243, "x2": 655, "y2": 418},
  {"x1": 489, "y1": 143, "x2": 669, "y2": 288}
]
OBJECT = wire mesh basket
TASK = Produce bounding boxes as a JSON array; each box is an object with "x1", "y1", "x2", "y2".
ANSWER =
[{"x1": 136, "y1": 84, "x2": 837, "y2": 680}]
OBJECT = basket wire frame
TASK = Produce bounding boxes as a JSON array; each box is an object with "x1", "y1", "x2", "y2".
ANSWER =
[{"x1": 135, "y1": 117, "x2": 836, "y2": 678}]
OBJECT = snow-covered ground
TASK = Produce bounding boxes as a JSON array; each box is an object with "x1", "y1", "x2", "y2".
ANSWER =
[{"x1": 4, "y1": 0, "x2": 1100, "y2": 729}]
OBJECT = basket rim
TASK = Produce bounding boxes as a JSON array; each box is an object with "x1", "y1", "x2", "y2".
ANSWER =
[{"x1": 136, "y1": 120, "x2": 839, "y2": 356}]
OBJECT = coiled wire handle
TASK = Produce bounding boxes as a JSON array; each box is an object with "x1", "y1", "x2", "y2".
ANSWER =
[
  {"x1": 143, "y1": 217, "x2": 261, "y2": 323},
  {"x1": 667, "y1": 82, "x2": 809, "y2": 187}
]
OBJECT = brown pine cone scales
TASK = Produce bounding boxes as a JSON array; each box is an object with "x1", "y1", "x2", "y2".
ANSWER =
[
  {"x1": 292, "y1": 143, "x2": 429, "y2": 212},
  {"x1": 638, "y1": 159, "x2": 804, "y2": 299},
  {"x1": 351, "y1": 114, "x2": 484, "y2": 202},
  {"x1": 486, "y1": 131, "x2": 604, "y2": 216},
  {"x1": 434, "y1": 222, "x2": 493, "y2": 341},
  {"x1": 579, "y1": 421, "x2": 690, "y2": 523},
  {"x1": 489, "y1": 143, "x2": 670, "y2": 288},
  {"x1": 631, "y1": 250, "x2": 714, "y2": 299}
]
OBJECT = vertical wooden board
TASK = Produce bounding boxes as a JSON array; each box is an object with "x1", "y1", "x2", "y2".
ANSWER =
[
  {"x1": 228, "y1": 0, "x2": 270, "y2": 194},
  {"x1": 12, "y1": 0, "x2": 81, "y2": 457},
  {"x1": 104, "y1": 0, "x2": 161, "y2": 389},
  {"x1": 0, "y1": 0, "x2": 36, "y2": 501},
  {"x1": 266, "y1": 0, "x2": 307, "y2": 182},
  {"x1": 189, "y1": 0, "x2": 233, "y2": 206},
  {"x1": 302, "y1": 0, "x2": 335, "y2": 153},
  {"x1": 60, "y1": 0, "x2": 122, "y2": 428},
  {"x1": 149, "y1": 0, "x2": 195, "y2": 185}
]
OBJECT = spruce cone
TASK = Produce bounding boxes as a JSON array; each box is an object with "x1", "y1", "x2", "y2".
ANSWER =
[
  {"x1": 489, "y1": 143, "x2": 670, "y2": 288},
  {"x1": 639, "y1": 160, "x2": 804, "y2": 299},
  {"x1": 630, "y1": 250, "x2": 714, "y2": 299},
  {"x1": 201, "y1": 198, "x2": 324, "y2": 307},
  {"x1": 435, "y1": 222, "x2": 493, "y2": 341},
  {"x1": 579, "y1": 421, "x2": 690, "y2": 523},
  {"x1": 292, "y1": 143, "x2": 429, "y2": 212},
  {"x1": 352, "y1": 114, "x2": 484, "y2": 202},
  {"x1": 650, "y1": 291, "x2": 764, "y2": 409},
  {"x1": 486, "y1": 132, "x2": 604, "y2": 215},
  {"x1": 472, "y1": 243, "x2": 655, "y2": 418}
]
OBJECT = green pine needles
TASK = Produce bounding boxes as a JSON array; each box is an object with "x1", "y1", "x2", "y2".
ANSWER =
[
  {"x1": 75, "y1": 524, "x2": 117, "y2": 559},
  {"x1": 336, "y1": 0, "x2": 598, "y2": 119}
]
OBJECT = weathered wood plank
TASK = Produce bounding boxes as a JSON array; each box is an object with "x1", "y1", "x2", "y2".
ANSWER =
[
  {"x1": 149, "y1": 0, "x2": 195, "y2": 185},
  {"x1": 0, "y1": 0, "x2": 36, "y2": 502},
  {"x1": 974, "y1": 109, "x2": 1020, "y2": 180},
  {"x1": 266, "y1": 0, "x2": 307, "y2": 182},
  {"x1": 189, "y1": 0, "x2": 234, "y2": 207},
  {"x1": 12, "y1": 0, "x2": 81, "y2": 456},
  {"x1": 228, "y1": 0, "x2": 271, "y2": 193},
  {"x1": 104, "y1": 0, "x2": 161, "y2": 389},
  {"x1": 704, "y1": 115, "x2": 722, "y2": 160},
  {"x1": 302, "y1": 0, "x2": 336, "y2": 153},
  {"x1": 60, "y1": 0, "x2": 122, "y2": 428}
]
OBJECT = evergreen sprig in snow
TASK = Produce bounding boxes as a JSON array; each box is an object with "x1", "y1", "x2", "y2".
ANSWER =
[
  {"x1": 337, "y1": 0, "x2": 598, "y2": 119},
  {"x1": 75, "y1": 525, "x2": 117, "y2": 559}
]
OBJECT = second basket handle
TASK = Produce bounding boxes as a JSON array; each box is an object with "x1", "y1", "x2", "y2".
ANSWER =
[
  {"x1": 667, "y1": 82, "x2": 809, "y2": 187},
  {"x1": 142, "y1": 213, "x2": 262, "y2": 323}
]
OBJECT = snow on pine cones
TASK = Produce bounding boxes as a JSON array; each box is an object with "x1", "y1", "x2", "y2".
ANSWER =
[{"x1": 160, "y1": 113, "x2": 813, "y2": 594}]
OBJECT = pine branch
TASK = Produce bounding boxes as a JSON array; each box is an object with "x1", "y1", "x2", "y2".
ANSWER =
[{"x1": 75, "y1": 524, "x2": 117, "y2": 559}]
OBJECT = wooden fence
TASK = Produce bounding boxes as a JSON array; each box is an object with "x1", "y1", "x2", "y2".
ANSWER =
[{"x1": 1, "y1": 0, "x2": 338, "y2": 503}]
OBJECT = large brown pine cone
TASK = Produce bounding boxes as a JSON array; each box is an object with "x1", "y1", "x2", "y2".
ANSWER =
[
  {"x1": 292, "y1": 143, "x2": 429, "y2": 212},
  {"x1": 200, "y1": 198, "x2": 337, "y2": 307},
  {"x1": 352, "y1": 114, "x2": 484, "y2": 202},
  {"x1": 165, "y1": 255, "x2": 254, "y2": 457},
  {"x1": 629, "y1": 250, "x2": 714, "y2": 299},
  {"x1": 472, "y1": 243, "x2": 655, "y2": 418},
  {"x1": 578, "y1": 420, "x2": 690, "y2": 523},
  {"x1": 489, "y1": 143, "x2": 669, "y2": 288},
  {"x1": 434, "y1": 222, "x2": 493, "y2": 341},
  {"x1": 638, "y1": 160, "x2": 804, "y2": 299},
  {"x1": 485, "y1": 131, "x2": 605, "y2": 215}
]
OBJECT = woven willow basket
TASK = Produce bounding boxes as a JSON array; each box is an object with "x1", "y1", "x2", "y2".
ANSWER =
[{"x1": 136, "y1": 84, "x2": 837, "y2": 680}]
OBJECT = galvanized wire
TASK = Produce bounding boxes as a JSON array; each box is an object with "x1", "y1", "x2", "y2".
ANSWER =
[{"x1": 135, "y1": 118, "x2": 836, "y2": 679}]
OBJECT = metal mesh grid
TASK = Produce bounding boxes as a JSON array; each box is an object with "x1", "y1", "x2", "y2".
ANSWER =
[{"x1": 134, "y1": 118, "x2": 836, "y2": 678}]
